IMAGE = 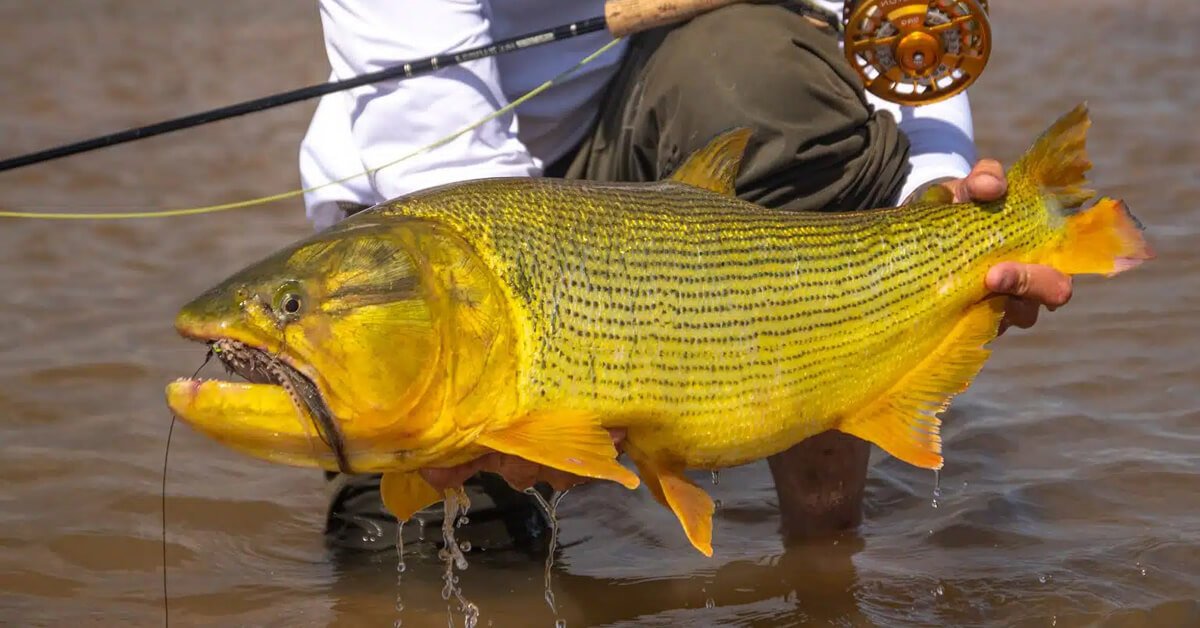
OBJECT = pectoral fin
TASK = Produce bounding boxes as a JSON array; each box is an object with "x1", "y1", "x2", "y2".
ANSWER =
[
  {"x1": 837, "y1": 297, "x2": 1006, "y2": 470},
  {"x1": 380, "y1": 471, "x2": 443, "y2": 522},
  {"x1": 627, "y1": 447, "x2": 715, "y2": 557},
  {"x1": 476, "y1": 409, "x2": 640, "y2": 490}
]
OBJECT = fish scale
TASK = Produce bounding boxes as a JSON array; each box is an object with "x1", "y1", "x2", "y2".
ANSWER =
[{"x1": 376, "y1": 175, "x2": 1034, "y2": 465}]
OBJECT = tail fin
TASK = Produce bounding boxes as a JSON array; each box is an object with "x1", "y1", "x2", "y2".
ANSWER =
[
  {"x1": 1014, "y1": 103, "x2": 1155, "y2": 276},
  {"x1": 1010, "y1": 102, "x2": 1096, "y2": 211},
  {"x1": 1044, "y1": 197, "x2": 1154, "y2": 276}
]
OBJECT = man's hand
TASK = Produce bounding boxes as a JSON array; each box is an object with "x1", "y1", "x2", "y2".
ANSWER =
[{"x1": 940, "y1": 159, "x2": 1073, "y2": 334}]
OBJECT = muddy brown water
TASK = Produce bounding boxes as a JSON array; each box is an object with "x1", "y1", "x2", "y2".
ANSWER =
[{"x1": 1, "y1": 1, "x2": 1197, "y2": 626}]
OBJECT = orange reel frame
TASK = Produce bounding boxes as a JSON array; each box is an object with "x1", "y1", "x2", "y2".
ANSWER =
[{"x1": 842, "y1": 0, "x2": 992, "y2": 106}]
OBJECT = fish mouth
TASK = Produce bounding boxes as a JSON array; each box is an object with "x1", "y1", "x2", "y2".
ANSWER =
[{"x1": 169, "y1": 337, "x2": 353, "y2": 474}]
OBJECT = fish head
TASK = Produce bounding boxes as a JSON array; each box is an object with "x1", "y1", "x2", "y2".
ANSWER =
[{"x1": 165, "y1": 217, "x2": 451, "y2": 474}]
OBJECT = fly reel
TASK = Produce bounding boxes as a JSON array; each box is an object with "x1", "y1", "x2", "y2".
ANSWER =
[{"x1": 842, "y1": 0, "x2": 991, "y2": 106}]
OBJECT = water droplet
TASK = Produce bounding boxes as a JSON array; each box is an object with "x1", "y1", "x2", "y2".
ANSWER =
[
  {"x1": 934, "y1": 584, "x2": 944, "y2": 597},
  {"x1": 932, "y1": 470, "x2": 942, "y2": 508},
  {"x1": 395, "y1": 522, "x2": 406, "y2": 626},
  {"x1": 527, "y1": 489, "x2": 570, "y2": 623},
  {"x1": 436, "y1": 489, "x2": 477, "y2": 617},
  {"x1": 1051, "y1": 616, "x2": 1057, "y2": 626},
  {"x1": 555, "y1": 621, "x2": 566, "y2": 628},
  {"x1": 705, "y1": 598, "x2": 715, "y2": 609},
  {"x1": 961, "y1": 481, "x2": 968, "y2": 489},
  {"x1": 463, "y1": 602, "x2": 480, "y2": 628},
  {"x1": 711, "y1": 471, "x2": 720, "y2": 486},
  {"x1": 459, "y1": 541, "x2": 472, "y2": 552}
]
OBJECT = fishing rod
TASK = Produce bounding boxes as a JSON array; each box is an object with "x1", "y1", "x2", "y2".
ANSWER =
[
  {"x1": 0, "y1": 0, "x2": 769, "y2": 174},
  {"x1": 0, "y1": 0, "x2": 991, "y2": 175},
  {"x1": 0, "y1": 0, "x2": 991, "y2": 221}
]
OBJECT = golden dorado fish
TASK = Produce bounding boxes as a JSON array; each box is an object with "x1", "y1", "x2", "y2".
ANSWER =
[{"x1": 166, "y1": 104, "x2": 1151, "y2": 556}]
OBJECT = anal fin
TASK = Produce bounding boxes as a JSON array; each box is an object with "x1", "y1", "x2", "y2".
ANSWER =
[
  {"x1": 380, "y1": 471, "x2": 443, "y2": 522},
  {"x1": 476, "y1": 409, "x2": 640, "y2": 490},
  {"x1": 628, "y1": 448, "x2": 715, "y2": 557},
  {"x1": 838, "y1": 297, "x2": 1007, "y2": 470}
]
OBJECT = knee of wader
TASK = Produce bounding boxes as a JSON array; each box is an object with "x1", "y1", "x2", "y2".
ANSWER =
[{"x1": 641, "y1": 3, "x2": 875, "y2": 172}]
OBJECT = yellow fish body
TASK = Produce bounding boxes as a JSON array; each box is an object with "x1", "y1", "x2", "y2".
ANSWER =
[{"x1": 166, "y1": 104, "x2": 1151, "y2": 556}]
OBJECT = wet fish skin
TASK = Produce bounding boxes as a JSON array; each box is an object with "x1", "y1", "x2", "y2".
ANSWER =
[{"x1": 166, "y1": 103, "x2": 1152, "y2": 556}]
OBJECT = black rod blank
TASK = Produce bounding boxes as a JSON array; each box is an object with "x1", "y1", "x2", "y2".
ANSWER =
[{"x1": 0, "y1": 17, "x2": 608, "y2": 173}]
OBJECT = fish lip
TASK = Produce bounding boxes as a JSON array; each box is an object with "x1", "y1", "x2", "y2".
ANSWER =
[{"x1": 177, "y1": 329, "x2": 354, "y2": 475}]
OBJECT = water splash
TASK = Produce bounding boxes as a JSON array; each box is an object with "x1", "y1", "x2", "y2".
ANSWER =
[
  {"x1": 526, "y1": 488, "x2": 569, "y2": 625},
  {"x1": 393, "y1": 521, "x2": 405, "y2": 628},
  {"x1": 437, "y1": 489, "x2": 479, "y2": 628}
]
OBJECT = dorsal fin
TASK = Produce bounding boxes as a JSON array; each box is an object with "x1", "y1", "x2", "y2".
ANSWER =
[
  {"x1": 1009, "y1": 102, "x2": 1096, "y2": 212},
  {"x1": 667, "y1": 127, "x2": 753, "y2": 196}
]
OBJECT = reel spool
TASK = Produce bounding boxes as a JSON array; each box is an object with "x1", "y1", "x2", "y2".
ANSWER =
[{"x1": 842, "y1": 0, "x2": 991, "y2": 106}]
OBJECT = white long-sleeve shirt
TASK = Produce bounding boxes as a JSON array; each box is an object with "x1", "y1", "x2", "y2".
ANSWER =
[{"x1": 299, "y1": 0, "x2": 977, "y2": 230}]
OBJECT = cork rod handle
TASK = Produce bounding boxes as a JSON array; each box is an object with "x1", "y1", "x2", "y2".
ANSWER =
[{"x1": 604, "y1": 0, "x2": 746, "y2": 37}]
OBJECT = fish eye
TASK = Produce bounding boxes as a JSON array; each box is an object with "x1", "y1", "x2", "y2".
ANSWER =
[{"x1": 271, "y1": 281, "x2": 306, "y2": 319}]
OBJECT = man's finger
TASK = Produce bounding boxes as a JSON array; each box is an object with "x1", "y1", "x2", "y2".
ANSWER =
[
  {"x1": 1002, "y1": 298, "x2": 1041, "y2": 330},
  {"x1": 985, "y1": 262, "x2": 1073, "y2": 309},
  {"x1": 420, "y1": 460, "x2": 486, "y2": 491},
  {"x1": 963, "y1": 158, "x2": 1006, "y2": 202}
]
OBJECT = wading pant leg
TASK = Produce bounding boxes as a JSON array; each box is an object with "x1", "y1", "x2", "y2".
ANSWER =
[
  {"x1": 561, "y1": 2, "x2": 913, "y2": 538},
  {"x1": 564, "y1": 3, "x2": 911, "y2": 214}
]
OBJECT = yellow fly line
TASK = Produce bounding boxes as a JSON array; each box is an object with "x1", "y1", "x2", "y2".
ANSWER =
[{"x1": 0, "y1": 38, "x2": 624, "y2": 221}]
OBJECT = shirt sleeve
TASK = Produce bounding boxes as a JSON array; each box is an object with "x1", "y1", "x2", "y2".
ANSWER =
[
  {"x1": 868, "y1": 90, "x2": 979, "y2": 203},
  {"x1": 299, "y1": 0, "x2": 540, "y2": 229}
]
